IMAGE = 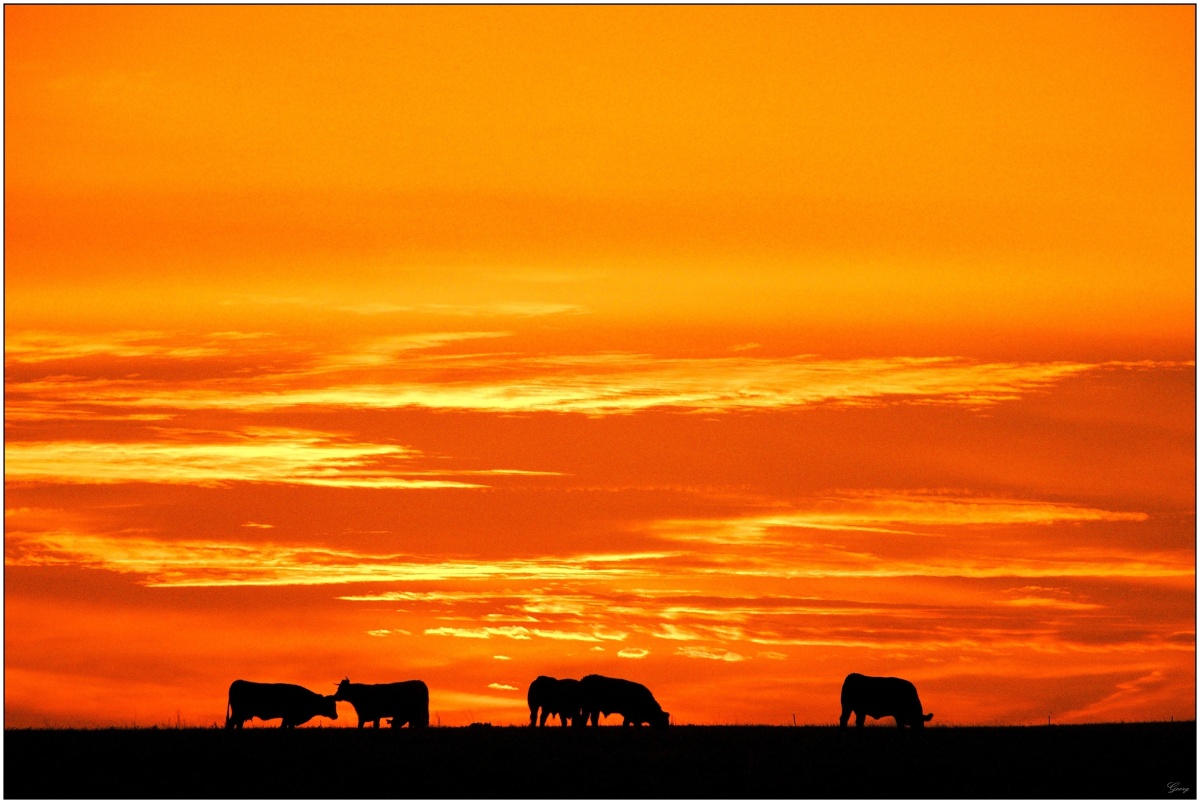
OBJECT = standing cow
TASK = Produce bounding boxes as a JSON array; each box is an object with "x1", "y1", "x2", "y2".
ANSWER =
[
  {"x1": 225, "y1": 680, "x2": 338, "y2": 729},
  {"x1": 839, "y1": 673, "x2": 933, "y2": 729},
  {"x1": 579, "y1": 674, "x2": 670, "y2": 728},
  {"x1": 334, "y1": 677, "x2": 429, "y2": 728},
  {"x1": 527, "y1": 676, "x2": 584, "y2": 727}
]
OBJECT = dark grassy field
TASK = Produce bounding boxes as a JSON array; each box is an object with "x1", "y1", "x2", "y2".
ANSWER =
[{"x1": 4, "y1": 721, "x2": 1195, "y2": 799}]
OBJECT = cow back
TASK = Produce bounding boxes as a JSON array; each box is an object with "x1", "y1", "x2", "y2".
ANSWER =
[
  {"x1": 227, "y1": 680, "x2": 336, "y2": 726},
  {"x1": 580, "y1": 674, "x2": 668, "y2": 726},
  {"x1": 336, "y1": 679, "x2": 429, "y2": 727},
  {"x1": 841, "y1": 673, "x2": 927, "y2": 724},
  {"x1": 527, "y1": 675, "x2": 558, "y2": 710}
]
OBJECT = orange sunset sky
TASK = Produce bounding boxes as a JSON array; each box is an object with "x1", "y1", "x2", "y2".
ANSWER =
[{"x1": 4, "y1": 5, "x2": 1195, "y2": 728}]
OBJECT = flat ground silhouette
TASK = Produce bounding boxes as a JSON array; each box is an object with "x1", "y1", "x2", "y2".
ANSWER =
[{"x1": 4, "y1": 721, "x2": 1195, "y2": 798}]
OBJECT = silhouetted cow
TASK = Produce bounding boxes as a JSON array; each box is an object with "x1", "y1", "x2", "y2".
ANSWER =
[
  {"x1": 527, "y1": 675, "x2": 584, "y2": 727},
  {"x1": 225, "y1": 680, "x2": 338, "y2": 729},
  {"x1": 839, "y1": 673, "x2": 933, "y2": 729},
  {"x1": 334, "y1": 677, "x2": 429, "y2": 728},
  {"x1": 580, "y1": 674, "x2": 670, "y2": 728}
]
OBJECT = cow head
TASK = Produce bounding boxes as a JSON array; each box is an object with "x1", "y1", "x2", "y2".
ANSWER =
[
  {"x1": 651, "y1": 710, "x2": 670, "y2": 729},
  {"x1": 334, "y1": 677, "x2": 351, "y2": 700},
  {"x1": 323, "y1": 695, "x2": 339, "y2": 720},
  {"x1": 918, "y1": 712, "x2": 934, "y2": 728}
]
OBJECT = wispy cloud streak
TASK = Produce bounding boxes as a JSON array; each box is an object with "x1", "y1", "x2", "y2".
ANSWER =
[
  {"x1": 2, "y1": 428, "x2": 563, "y2": 488},
  {"x1": 8, "y1": 330, "x2": 1189, "y2": 421},
  {"x1": 654, "y1": 491, "x2": 1150, "y2": 543},
  {"x1": 3, "y1": 530, "x2": 679, "y2": 587},
  {"x1": 5, "y1": 422, "x2": 563, "y2": 487},
  {"x1": 5, "y1": 508, "x2": 1186, "y2": 589},
  {"x1": 424, "y1": 626, "x2": 628, "y2": 642},
  {"x1": 5, "y1": 330, "x2": 270, "y2": 363}
]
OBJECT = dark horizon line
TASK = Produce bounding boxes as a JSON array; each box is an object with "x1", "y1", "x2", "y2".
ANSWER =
[{"x1": 5, "y1": 719, "x2": 1194, "y2": 732}]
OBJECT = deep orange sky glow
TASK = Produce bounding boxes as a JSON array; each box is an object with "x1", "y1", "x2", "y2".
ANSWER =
[{"x1": 5, "y1": 5, "x2": 1195, "y2": 729}]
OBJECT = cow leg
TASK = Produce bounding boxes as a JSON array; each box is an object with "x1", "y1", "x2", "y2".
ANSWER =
[
  {"x1": 539, "y1": 709, "x2": 550, "y2": 727},
  {"x1": 854, "y1": 711, "x2": 866, "y2": 728},
  {"x1": 530, "y1": 707, "x2": 538, "y2": 727},
  {"x1": 839, "y1": 707, "x2": 851, "y2": 727}
]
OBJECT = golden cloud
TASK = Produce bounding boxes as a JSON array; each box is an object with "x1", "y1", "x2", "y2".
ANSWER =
[
  {"x1": 676, "y1": 646, "x2": 747, "y2": 662},
  {"x1": 4, "y1": 429, "x2": 557, "y2": 488},
  {"x1": 654, "y1": 491, "x2": 1150, "y2": 543},
  {"x1": 424, "y1": 626, "x2": 627, "y2": 643},
  {"x1": 9, "y1": 333, "x2": 1189, "y2": 421},
  {"x1": 4, "y1": 529, "x2": 678, "y2": 587}
]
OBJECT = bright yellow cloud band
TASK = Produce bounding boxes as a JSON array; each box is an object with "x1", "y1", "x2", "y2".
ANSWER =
[
  {"x1": 654, "y1": 491, "x2": 1150, "y2": 543},
  {"x1": 8, "y1": 345, "x2": 1189, "y2": 420},
  {"x1": 5, "y1": 490, "x2": 1186, "y2": 587},
  {"x1": 4, "y1": 428, "x2": 559, "y2": 487}
]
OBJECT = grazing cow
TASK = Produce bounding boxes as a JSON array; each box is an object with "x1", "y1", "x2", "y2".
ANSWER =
[
  {"x1": 579, "y1": 674, "x2": 670, "y2": 728},
  {"x1": 225, "y1": 680, "x2": 338, "y2": 729},
  {"x1": 334, "y1": 678, "x2": 429, "y2": 728},
  {"x1": 527, "y1": 676, "x2": 584, "y2": 727},
  {"x1": 839, "y1": 673, "x2": 933, "y2": 729}
]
